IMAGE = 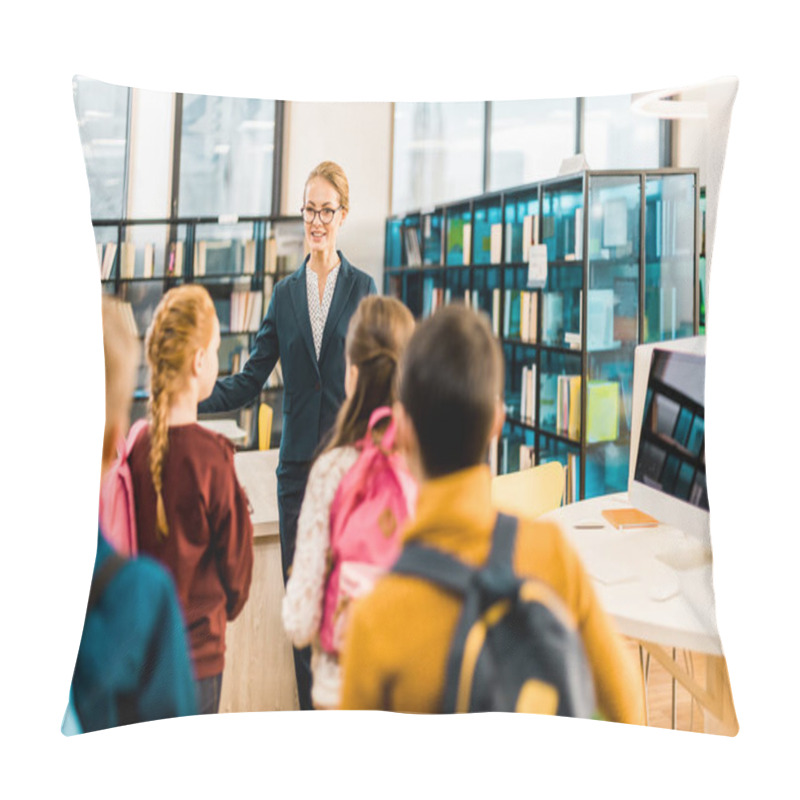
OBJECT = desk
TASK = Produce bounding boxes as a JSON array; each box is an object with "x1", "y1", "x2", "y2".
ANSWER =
[
  {"x1": 217, "y1": 449, "x2": 299, "y2": 713},
  {"x1": 541, "y1": 492, "x2": 738, "y2": 735}
]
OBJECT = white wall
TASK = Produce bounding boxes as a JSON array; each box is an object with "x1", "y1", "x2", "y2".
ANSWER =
[
  {"x1": 675, "y1": 78, "x2": 739, "y2": 326},
  {"x1": 282, "y1": 101, "x2": 393, "y2": 290}
]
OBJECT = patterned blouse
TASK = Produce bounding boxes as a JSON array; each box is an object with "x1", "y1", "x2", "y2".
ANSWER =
[{"x1": 306, "y1": 263, "x2": 341, "y2": 360}]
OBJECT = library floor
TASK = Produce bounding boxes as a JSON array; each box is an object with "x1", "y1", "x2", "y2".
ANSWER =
[{"x1": 624, "y1": 638, "x2": 708, "y2": 733}]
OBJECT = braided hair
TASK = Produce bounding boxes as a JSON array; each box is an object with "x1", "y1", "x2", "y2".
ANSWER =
[{"x1": 144, "y1": 284, "x2": 216, "y2": 537}]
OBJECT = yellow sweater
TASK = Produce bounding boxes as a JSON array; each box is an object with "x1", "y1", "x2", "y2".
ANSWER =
[{"x1": 339, "y1": 465, "x2": 645, "y2": 724}]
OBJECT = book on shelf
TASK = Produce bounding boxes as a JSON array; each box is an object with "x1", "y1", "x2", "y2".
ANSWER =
[
  {"x1": 120, "y1": 300, "x2": 138, "y2": 337},
  {"x1": 522, "y1": 214, "x2": 539, "y2": 253},
  {"x1": 586, "y1": 288, "x2": 617, "y2": 351},
  {"x1": 167, "y1": 241, "x2": 184, "y2": 277},
  {"x1": 555, "y1": 375, "x2": 579, "y2": 440},
  {"x1": 503, "y1": 289, "x2": 522, "y2": 338},
  {"x1": 586, "y1": 380, "x2": 620, "y2": 443},
  {"x1": 519, "y1": 291, "x2": 538, "y2": 343},
  {"x1": 143, "y1": 243, "x2": 155, "y2": 279},
  {"x1": 195, "y1": 241, "x2": 207, "y2": 277},
  {"x1": 230, "y1": 290, "x2": 263, "y2": 333},
  {"x1": 266, "y1": 358, "x2": 283, "y2": 389},
  {"x1": 542, "y1": 292, "x2": 564, "y2": 343},
  {"x1": 265, "y1": 236, "x2": 278, "y2": 274},
  {"x1": 520, "y1": 364, "x2": 536, "y2": 424},
  {"x1": 243, "y1": 239, "x2": 257, "y2": 275},
  {"x1": 462, "y1": 223, "x2": 472, "y2": 266},
  {"x1": 120, "y1": 242, "x2": 136, "y2": 279},
  {"x1": 565, "y1": 453, "x2": 579, "y2": 504},
  {"x1": 404, "y1": 227, "x2": 422, "y2": 267},
  {"x1": 527, "y1": 243, "x2": 547, "y2": 289},
  {"x1": 556, "y1": 376, "x2": 621, "y2": 443},
  {"x1": 574, "y1": 207, "x2": 583, "y2": 260},
  {"x1": 519, "y1": 443, "x2": 536, "y2": 471},
  {"x1": 100, "y1": 242, "x2": 117, "y2": 280},
  {"x1": 490, "y1": 223, "x2": 503, "y2": 264},
  {"x1": 492, "y1": 288, "x2": 501, "y2": 337}
]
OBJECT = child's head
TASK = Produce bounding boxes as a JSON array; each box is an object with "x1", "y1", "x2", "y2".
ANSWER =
[
  {"x1": 145, "y1": 284, "x2": 219, "y2": 535},
  {"x1": 397, "y1": 304, "x2": 505, "y2": 480},
  {"x1": 101, "y1": 296, "x2": 139, "y2": 477},
  {"x1": 324, "y1": 295, "x2": 415, "y2": 452}
]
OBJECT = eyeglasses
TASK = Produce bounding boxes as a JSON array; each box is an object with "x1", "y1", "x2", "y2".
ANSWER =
[{"x1": 301, "y1": 206, "x2": 342, "y2": 225}]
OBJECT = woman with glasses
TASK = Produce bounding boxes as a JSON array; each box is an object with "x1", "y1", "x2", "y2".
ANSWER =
[{"x1": 199, "y1": 161, "x2": 377, "y2": 710}]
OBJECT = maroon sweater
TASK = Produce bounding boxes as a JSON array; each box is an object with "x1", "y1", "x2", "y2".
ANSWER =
[{"x1": 129, "y1": 423, "x2": 254, "y2": 680}]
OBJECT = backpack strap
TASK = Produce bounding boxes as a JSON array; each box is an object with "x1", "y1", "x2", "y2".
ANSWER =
[
  {"x1": 87, "y1": 551, "x2": 127, "y2": 612},
  {"x1": 367, "y1": 406, "x2": 397, "y2": 450},
  {"x1": 391, "y1": 514, "x2": 523, "y2": 712},
  {"x1": 392, "y1": 543, "x2": 474, "y2": 597}
]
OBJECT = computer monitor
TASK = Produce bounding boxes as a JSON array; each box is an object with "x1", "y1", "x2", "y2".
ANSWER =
[{"x1": 628, "y1": 336, "x2": 711, "y2": 550}]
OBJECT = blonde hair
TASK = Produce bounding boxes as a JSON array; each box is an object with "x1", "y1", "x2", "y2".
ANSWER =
[
  {"x1": 102, "y1": 296, "x2": 139, "y2": 472},
  {"x1": 145, "y1": 284, "x2": 216, "y2": 537},
  {"x1": 305, "y1": 160, "x2": 350, "y2": 212},
  {"x1": 322, "y1": 295, "x2": 415, "y2": 455}
]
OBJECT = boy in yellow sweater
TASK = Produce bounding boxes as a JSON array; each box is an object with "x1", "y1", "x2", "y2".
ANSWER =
[{"x1": 339, "y1": 305, "x2": 644, "y2": 724}]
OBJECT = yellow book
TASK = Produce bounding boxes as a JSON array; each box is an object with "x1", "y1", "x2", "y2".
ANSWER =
[
  {"x1": 568, "y1": 376, "x2": 581, "y2": 440},
  {"x1": 587, "y1": 380, "x2": 620, "y2": 443}
]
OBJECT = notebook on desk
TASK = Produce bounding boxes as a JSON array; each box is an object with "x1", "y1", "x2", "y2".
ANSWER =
[{"x1": 601, "y1": 508, "x2": 659, "y2": 530}]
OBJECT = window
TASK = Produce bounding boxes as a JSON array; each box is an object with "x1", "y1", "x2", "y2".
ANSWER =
[
  {"x1": 72, "y1": 76, "x2": 130, "y2": 220},
  {"x1": 392, "y1": 102, "x2": 485, "y2": 214},
  {"x1": 489, "y1": 98, "x2": 576, "y2": 190},
  {"x1": 583, "y1": 94, "x2": 662, "y2": 170},
  {"x1": 178, "y1": 94, "x2": 276, "y2": 217}
]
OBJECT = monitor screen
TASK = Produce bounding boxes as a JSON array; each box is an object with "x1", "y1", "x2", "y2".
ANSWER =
[
  {"x1": 634, "y1": 349, "x2": 708, "y2": 511},
  {"x1": 628, "y1": 337, "x2": 710, "y2": 548}
]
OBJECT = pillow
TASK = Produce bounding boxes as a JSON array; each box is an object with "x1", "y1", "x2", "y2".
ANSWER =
[{"x1": 65, "y1": 76, "x2": 738, "y2": 738}]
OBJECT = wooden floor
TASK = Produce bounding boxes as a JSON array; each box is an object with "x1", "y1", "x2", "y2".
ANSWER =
[{"x1": 624, "y1": 637, "x2": 709, "y2": 734}]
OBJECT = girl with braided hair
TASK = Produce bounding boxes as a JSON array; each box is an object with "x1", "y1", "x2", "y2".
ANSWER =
[
  {"x1": 128, "y1": 284, "x2": 254, "y2": 714},
  {"x1": 281, "y1": 295, "x2": 416, "y2": 709}
]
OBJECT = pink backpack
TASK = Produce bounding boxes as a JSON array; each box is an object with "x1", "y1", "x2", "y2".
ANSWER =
[
  {"x1": 319, "y1": 407, "x2": 417, "y2": 655},
  {"x1": 98, "y1": 419, "x2": 148, "y2": 557}
]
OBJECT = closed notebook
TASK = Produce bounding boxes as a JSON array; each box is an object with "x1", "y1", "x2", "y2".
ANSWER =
[{"x1": 601, "y1": 508, "x2": 659, "y2": 529}]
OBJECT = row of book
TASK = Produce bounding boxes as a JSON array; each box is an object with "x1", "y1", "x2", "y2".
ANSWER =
[
  {"x1": 503, "y1": 289, "x2": 538, "y2": 342},
  {"x1": 556, "y1": 376, "x2": 620, "y2": 443},
  {"x1": 229, "y1": 290, "x2": 264, "y2": 333},
  {"x1": 490, "y1": 436, "x2": 538, "y2": 478},
  {"x1": 99, "y1": 236, "x2": 292, "y2": 281},
  {"x1": 410, "y1": 209, "x2": 591, "y2": 267}
]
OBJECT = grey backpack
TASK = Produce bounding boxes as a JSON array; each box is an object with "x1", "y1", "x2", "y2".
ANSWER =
[{"x1": 392, "y1": 512, "x2": 596, "y2": 716}]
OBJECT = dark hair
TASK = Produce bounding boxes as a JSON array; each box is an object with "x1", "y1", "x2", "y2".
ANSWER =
[
  {"x1": 398, "y1": 305, "x2": 504, "y2": 478},
  {"x1": 321, "y1": 295, "x2": 415, "y2": 454}
]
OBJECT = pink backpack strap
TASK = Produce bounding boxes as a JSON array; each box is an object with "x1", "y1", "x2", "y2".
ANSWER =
[
  {"x1": 123, "y1": 419, "x2": 148, "y2": 459},
  {"x1": 367, "y1": 406, "x2": 396, "y2": 450}
]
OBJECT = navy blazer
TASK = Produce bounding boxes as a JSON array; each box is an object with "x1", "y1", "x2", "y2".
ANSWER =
[{"x1": 199, "y1": 251, "x2": 377, "y2": 463}]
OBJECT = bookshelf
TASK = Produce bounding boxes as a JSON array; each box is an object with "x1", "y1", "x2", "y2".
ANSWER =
[
  {"x1": 384, "y1": 169, "x2": 699, "y2": 500},
  {"x1": 96, "y1": 214, "x2": 305, "y2": 449}
]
